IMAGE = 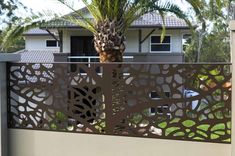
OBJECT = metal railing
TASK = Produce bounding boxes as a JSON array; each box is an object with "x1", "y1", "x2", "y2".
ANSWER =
[
  {"x1": 7, "y1": 62, "x2": 232, "y2": 143},
  {"x1": 67, "y1": 56, "x2": 134, "y2": 64}
]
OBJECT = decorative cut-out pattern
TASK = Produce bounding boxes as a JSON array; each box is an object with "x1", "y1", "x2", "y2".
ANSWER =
[{"x1": 8, "y1": 63, "x2": 231, "y2": 143}]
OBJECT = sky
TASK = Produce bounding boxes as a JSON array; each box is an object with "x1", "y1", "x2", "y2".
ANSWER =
[
  {"x1": 19, "y1": 0, "x2": 190, "y2": 16},
  {"x1": 19, "y1": 0, "x2": 84, "y2": 15}
]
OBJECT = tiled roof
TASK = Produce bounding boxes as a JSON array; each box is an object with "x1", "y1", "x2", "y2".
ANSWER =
[
  {"x1": 42, "y1": 12, "x2": 189, "y2": 29},
  {"x1": 18, "y1": 50, "x2": 59, "y2": 62},
  {"x1": 23, "y1": 28, "x2": 50, "y2": 36},
  {"x1": 132, "y1": 13, "x2": 188, "y2": 28}
]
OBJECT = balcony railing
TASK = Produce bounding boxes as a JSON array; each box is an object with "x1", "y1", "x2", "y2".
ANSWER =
[
  {"x1": 67, "y1": 56, "x2": 134, "y2": 64},
  {"x1": 7, "y1": 62, "x2": 232, "y2": 143}
]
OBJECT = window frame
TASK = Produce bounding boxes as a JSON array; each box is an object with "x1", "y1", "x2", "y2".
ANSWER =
[
  {"x1": 46, "y1": 40, "x2": 59, "y2": 48},
  {"x1": 150, "y1": 35, "x2": 172, "y2": 53}
]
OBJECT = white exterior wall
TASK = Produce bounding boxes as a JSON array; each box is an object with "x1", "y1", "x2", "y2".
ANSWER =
[
  {"x1": 125, "y1": 29, "x2": 139, "y2": 53},
  {"x1": 25, "y1": 36, "x2": 60, "y2": 51},
  {"x1": 62, "y1": 28, "x2": 186, "y2": 54},
  {"x1": 141, "y1": 29, "x2": 184, "y2": 53}
]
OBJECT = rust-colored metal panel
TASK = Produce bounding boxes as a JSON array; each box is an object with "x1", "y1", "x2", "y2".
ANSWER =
[{"x1": 7, "y1": 63, "x2": 232, "y2": 143}]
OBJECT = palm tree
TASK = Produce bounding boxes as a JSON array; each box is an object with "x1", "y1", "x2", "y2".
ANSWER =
[
  {"x1": 2, "y1": 0, "x2": 222, "y2": 62},
  {"x1": 62, "y1": 0, "x2": 192, "y2": 62}
]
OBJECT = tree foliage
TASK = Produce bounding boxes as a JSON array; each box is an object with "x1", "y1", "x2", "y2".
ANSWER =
[
  {"x1": 0, "y1": 0, "x2": 26, "y2": 52},
  {"x1": 0, "y1": 0, "x2": 26, "y2": 28},
  {"x1": 184, "y1": 0, "x2": 232, "y2": 62}
]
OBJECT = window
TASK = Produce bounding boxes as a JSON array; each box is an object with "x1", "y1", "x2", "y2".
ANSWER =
[
  {"x1": 46, "y1": 40, "x2": 58, "y2": 47},
  {"x1": 149, "y1": 91, "x2": 171, "y2": 116},
  {"x1": 150, "y1": 91, "x2": 170, "y2": 99},
  {"x1": 150, "y1": 36, "x2": 171, "y2": 52}
]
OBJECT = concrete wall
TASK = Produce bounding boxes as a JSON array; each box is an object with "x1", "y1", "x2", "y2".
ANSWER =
[
  {"x1": 0, "y1": 54, "x2": 20, "y2": 156},
  {"x1": 25, "y1": 36, "x2": 60, "y2": 51},
  {"x1": 0, "y1": 63, "x2": 7, "y2": 156},
  {"x1": 9, "y1": 129, "x2": 231, "y2": 156},
  {"x1": 229, "y1": 21, "x2": 235, "y2": 156}
]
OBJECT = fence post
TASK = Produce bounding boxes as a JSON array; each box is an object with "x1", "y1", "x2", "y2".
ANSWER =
[
  {"x1": 230, "y1": 21, "x2": 235, "y2": 156},
  {"x1": 0, "y1": 54, "x2": 20, "y2": 156}
]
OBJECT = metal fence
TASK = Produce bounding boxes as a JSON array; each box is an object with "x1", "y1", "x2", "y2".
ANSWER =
[{"x1": 7, "y1": 62, "x2": 232, "y2": 143}]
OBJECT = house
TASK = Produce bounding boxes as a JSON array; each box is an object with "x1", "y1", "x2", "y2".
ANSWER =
[{"x1": 18, "y1": 8, "x2": 192, "y2": 63}]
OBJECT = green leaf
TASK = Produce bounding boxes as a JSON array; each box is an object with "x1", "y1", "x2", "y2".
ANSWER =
[
  {"x1": 211, "y1": 123, "x2": 225, "y2": 131},
  {"x1": 170, "y1": 118, "x2": 181, "y2": 124},
  {"x1": 214, "y1": 131, "x2": 225, "y2": 135},
  {"x1": 188, "y1": 132, "x2": 195, "y2": 138},
  {"x1": 173, "y1": 132, "x2": 185, "y2": 137},
  {"x1": 215, "y1": 76, "x2": 224, "y2": 81},
  {"x1": 209, "y1": 69, "x2": 220, "y2": 75},
  {"x1": 197, "y1": 124, "x2": 210, "y2": 131},
  {"x1": 227, "y1": 121, "x2": 231, "y2": 129},
  {"x1": 165, "y1": 127, "x2": 181, "y2": 136},
  {"x1": 182, "y1": 120, "x2": 196, "y2": 128},
  {"x1": 158, "y1": 122, "x2": 167, "y2": 129},
  {"x1": 211, "y1": 134, "x2": 220, "y2": 139},
  {"x1": 223, "y1": 138, "x2": 231, "y2": 143},
  {"x1": 50, "y1": 123, "x2": 57, "y2": 130},
  {"x1": 56, "y1": 111, "x2": 67, "y2": 121},
  {"x1": 196, "y1": 130, "x2": 208, "y2": 138},
  {"x1": 193, "y1": 137, "x2": 204, "y2": 141}
]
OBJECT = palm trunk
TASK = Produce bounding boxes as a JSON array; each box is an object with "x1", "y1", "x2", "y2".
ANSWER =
[
  {"x1": 94, "y1": 18, "x2": 126, "y2": 63},
  {"x1": 99, "y1": 51, "x2": 123, "y2": 62},
  {"x1": 93, "y1": 18, "x2": 127, "y2": 133}
]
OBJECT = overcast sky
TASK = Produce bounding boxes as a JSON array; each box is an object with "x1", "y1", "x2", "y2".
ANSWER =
[{"x1": 19, "y1": 0, "x2": 190, "y2": 15}]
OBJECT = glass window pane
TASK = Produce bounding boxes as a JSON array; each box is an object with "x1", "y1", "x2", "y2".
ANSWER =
[
  {"x1": 46, "y1": 40, "x2": 57, "y2": 47},
  {"x1": 151, "y1": 36, "x2": 170, "y2": 43},
  {"x1": 151, "y1": 36, "x2": 161, "y2": 43},
  {"x1": 151, "y1": 45, "x2": 170, "y2": 51},
  {"x1": 162, "y1": 36, "x2": 171, "y2": 43}
]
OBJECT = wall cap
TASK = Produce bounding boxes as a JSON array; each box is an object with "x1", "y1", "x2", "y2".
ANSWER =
[
  {"x1": 0, "y1": 53, "x2": 21, "y2": 62},
  {"x1": 230, "y1": 21, "x2": 235, "y2": 31}
]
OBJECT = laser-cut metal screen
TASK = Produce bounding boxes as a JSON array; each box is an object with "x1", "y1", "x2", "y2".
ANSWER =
[{"x1": 7, "y1": 63, "x2": 232, "y2": 143}]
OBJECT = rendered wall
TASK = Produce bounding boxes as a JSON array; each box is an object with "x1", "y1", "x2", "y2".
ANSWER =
[
  {"x1": 25, "y1": 36, "x2": 60, "y2": 51},
  {"x1": 0, "y1": 54, "x2": 20, "y2": 156},
  {"x1": 0, "y1": 63, "x2": 7, "y2": 156},
  {"x1": 9, "y1": 129, "x2": 231, "y2": 156},
  {"x1": 229, "y1": 21, "x2": 235, "y2": 156}
]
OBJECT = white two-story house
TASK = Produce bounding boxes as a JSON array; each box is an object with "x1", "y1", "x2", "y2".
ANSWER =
[{"x1": 19, "y1": 8, "x2": 192, "y2": 63}]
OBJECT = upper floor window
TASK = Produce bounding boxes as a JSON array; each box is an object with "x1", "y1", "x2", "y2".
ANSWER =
[
  {"x1": 46, "y1": 40, "x2": 58, "y2": 47},
  {"x1": 150, "y1": 36, "x2": 171, "y2": 52}
]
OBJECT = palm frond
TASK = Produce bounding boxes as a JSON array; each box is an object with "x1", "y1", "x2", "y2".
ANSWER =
[
  {"x1": 1, "y1": 16, "x2": 47, "y2": 50},
  {"x1": 2, "y1": 0, "x2": 225, "y2": 53}
]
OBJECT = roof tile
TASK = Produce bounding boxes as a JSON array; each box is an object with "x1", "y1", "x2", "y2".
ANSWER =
[
  {"x1": 42, "y1": 12, "x2": 189, "y2": 29},
  {"x1": 19, "y1": 50, "x2": 59, "y2": 62}
]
